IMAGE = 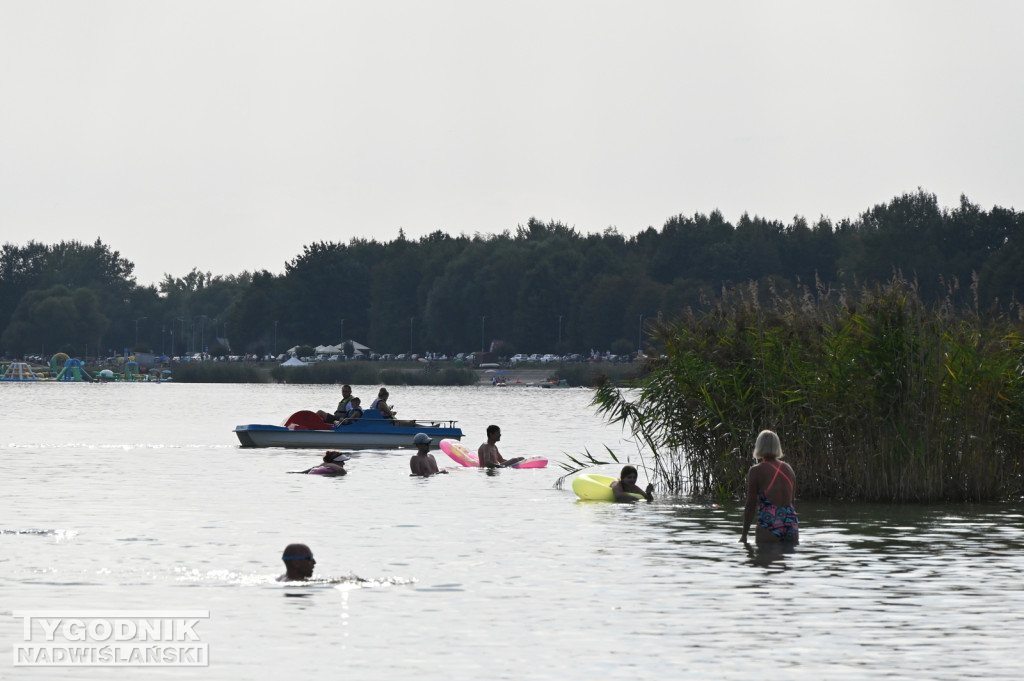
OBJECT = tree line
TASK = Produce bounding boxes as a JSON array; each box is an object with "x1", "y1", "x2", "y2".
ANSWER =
[{"x1": 2, "y1": 189, "x2": 1022, "y2": 360}]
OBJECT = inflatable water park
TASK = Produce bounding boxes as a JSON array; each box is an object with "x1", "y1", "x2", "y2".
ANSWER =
[{"x1": 0, "y1": 353, "x2": 171, "y2": 383}]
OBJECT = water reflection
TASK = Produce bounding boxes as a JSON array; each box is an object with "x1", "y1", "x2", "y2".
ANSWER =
[
  {"x1": 743, "y1": 542, "x2": 797, "y2": 570},
  {"x1": 3, "y1": 384, "x2": 1024, "y2": 679}
]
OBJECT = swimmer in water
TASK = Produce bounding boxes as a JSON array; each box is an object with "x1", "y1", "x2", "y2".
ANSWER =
[
  {"x1": 477, "y1": 425, "x2": 525, "y2": 468},
  {"x1": 277, "y1": 543, "x2": 316, "y2": 581},
  {"x1": 610, "y1": 465, "x2": 654, "y2": 502},
  {"x1": 292, "y1": 451, "x2": 349, "y2": 475},
  {"x1": 409, "y1": 433, "x2": 446, "y2": 476},
  {"x1": 313, "y1": 451, "x2": 349, "y2": 475}
]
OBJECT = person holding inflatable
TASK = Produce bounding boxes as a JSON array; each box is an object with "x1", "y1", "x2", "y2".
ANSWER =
[
  {"x1": 610, "y1": 465, "x2": 654, "y2": 502},
  {"x1": 477, "y1": 425, "x2": 506, "y2": 467},
  {"x1": 477, "y1": 425, "x2": 524, "y2": 468},
  {"x1": 409, "y1": 433, "x2": 446, "y2": 476},
  {"x1": 277, "y1": 543, "x2": 316, "y2": 582}
]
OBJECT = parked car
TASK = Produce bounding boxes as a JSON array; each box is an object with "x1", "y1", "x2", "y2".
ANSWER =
[
  {"x1": 540, "y1": 354, "x2": 560, "y2": 363},
  {"x1": 510, "y1": 354, "x2": 529, "y2": 363}
]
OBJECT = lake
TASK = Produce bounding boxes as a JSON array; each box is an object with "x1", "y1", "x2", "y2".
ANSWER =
[{"x1": 2, "y1": 382, "x2": 1022, "y2": 679}]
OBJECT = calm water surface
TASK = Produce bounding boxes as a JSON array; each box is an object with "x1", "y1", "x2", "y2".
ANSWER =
[{"x1": 2, "y1": 383, "x2": 1022, "y2": 680}]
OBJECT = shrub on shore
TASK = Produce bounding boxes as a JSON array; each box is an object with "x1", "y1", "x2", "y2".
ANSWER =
[
  {"x1": 593, "y1": 276, "x2": 1024, "y2": 502},
  {"x1": 553, "y1": 362, "x2": 644, "y2": 387},
  {"x1": 172, "y1": 362, "x2": 271, "y2": 383}
]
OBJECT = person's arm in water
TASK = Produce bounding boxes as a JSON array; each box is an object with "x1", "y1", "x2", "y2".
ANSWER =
[
  {"x1": 610, "y1": 480, "x2": 654, "y2": 502},
  {"x1": 410, "y1": 454, "x2": 445, "y2": 476},
  {"x1": 477, "y1": 443, "x2": 505, "y2": 467},
  {"x1": 740, "y1": 467, "x2": 759, "y2": 543},
  {"x1": 427, "y1": 454, "x2": 446, "y2": 474}
]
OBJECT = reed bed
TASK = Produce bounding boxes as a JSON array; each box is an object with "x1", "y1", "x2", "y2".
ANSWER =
[
  {"x1": 269, "y1": 363, "x2": 477, "y2": 386},
  {"x1": 170, "y1": 361, "x2": 477, "y2": 385},
  {"x1": 593, "y1": 277, "x2": 1024, "y2": 502},
  {"x1": 171, "y1": 362, "x2": 271, "y2": 383},
  {"x1": 553, "y1": 362, "x2": 644, "y2": 387}
]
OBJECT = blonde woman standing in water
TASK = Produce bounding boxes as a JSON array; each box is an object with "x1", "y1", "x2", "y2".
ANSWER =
[{"x1": 741, "y1": 430, "x2": 799, "y2": 544}]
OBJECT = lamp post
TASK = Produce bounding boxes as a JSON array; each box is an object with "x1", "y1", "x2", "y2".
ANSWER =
[
  {"x1": 197, "y1": 315, "x2": 208, "y2": 356},
  {"x1": 409, "y1": 317, "x2": 414, "y2": 354},
  {"x1": 481, "y1": 316, "x2": 486, "y2": 352},
  {"x1": 558, "y1": 314, "x2": 563, "y2": 346},
  {"x1": 340, "y1": 319, "x2": 344, "y2": 344},
  {"x1": 175, "y1": 317, "x2": 185, "y2": 355},
  {"x1": 133, "y1": 317, "x2": 147, "y2": 350},
  {"x1": 638, "y1": 314, "x2": 644, "y2": 355},
  {"x1": 274, "y1": 320, "x2": 279, "y2": 356}
]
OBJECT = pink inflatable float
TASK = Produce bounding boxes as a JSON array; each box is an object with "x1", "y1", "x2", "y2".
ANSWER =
[{"x1": 439, "y1": 439, "x2": 547, "y2": 469}]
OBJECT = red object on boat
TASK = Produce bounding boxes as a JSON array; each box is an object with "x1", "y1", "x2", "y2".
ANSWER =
[{"x1": 284, "y1": 410, "x2": 333, "y2": 431}]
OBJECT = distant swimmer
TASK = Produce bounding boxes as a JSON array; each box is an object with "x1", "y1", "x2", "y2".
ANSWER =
[
  {"x1": 308, "y1": 451, "x2": 350, "y2": 475},
  {"x1": 610, "y1": 465, "x2": 654, "y2": 502},
  {"x1": 409, "y1": 433, "x2": 446, "y2": 476},
  {"x1": 477, "y1": 425, "x2": 523, "y2": 468},
  {"x1": 277, "y1": 543, "x2": 316, "y2": 582}
]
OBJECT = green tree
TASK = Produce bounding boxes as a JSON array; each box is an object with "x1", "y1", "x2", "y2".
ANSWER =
[{"x1": 1, "y1": 285, "x2": 109, "y2": 358}]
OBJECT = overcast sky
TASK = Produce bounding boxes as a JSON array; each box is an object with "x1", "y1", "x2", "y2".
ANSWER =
[{"x1": 2, "y1": 1, "x2": 1022, "y2": 287}]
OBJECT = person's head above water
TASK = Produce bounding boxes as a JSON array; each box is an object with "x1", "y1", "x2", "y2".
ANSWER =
[
  {"x1": 620, "y1": 464, "x2": 639, "y2": 484},
  {"x1": 280, "y1": 543, "x2": 316, "y2": 581},
  {"x1": 752, "y1": 430, "x2": 783, "y2": 460},
  {"x1": 413, "y1": 432, "x2": 432, "y2": 449},
  {"x1": 323, "y1": 451, "x2": 349, "y2": 464}
]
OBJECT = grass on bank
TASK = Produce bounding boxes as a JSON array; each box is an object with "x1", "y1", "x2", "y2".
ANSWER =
[
  {"x1": 168, "y1": 359, "x2": 642, "y2": 387},
  {"x1": 170, "y1": 361, "x2": 479, "y2": 386}
]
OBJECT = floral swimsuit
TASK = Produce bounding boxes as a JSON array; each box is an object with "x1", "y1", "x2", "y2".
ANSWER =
[{"x1": 757, "y1": 462, "x2": 798, "y2": 540}]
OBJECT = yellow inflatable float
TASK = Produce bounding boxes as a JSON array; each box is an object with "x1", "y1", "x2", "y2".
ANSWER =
[{"x1": 571, "y1": 473, "x2": 644, "y2": 501}]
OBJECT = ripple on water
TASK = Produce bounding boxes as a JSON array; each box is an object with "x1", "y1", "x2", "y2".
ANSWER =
[{"x1": 2, "y1": 384, "x2": 1023, "y2": 680}]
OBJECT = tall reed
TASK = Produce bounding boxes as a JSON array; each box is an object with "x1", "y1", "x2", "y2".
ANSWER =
[
  {"x1": 594, "y1": 277, "x2": 1024, "y2": 501},
  {"x1": 270, "y1": 363, "x2": 477, "y2": 386}
]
